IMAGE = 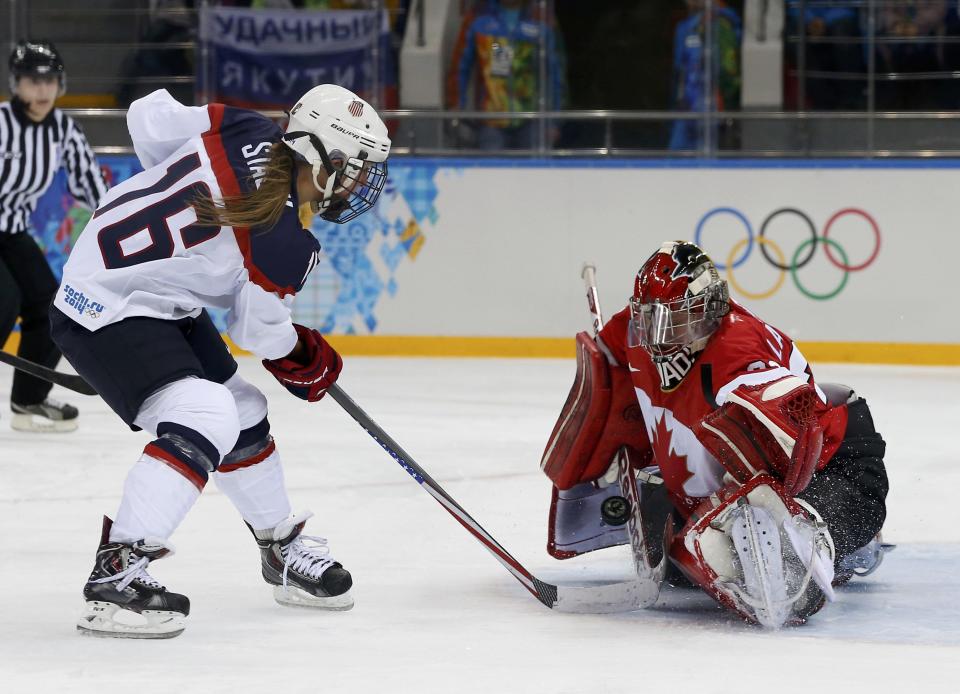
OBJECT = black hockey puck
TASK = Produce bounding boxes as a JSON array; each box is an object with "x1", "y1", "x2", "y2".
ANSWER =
[{"x1": 600, "y1": 495, "x2": 630, "y2": 526}]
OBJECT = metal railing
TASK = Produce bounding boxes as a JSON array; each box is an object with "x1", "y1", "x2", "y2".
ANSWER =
[
  {"x1": 65, "y1": 106, "x2": 960, "y2": 158},
  {"x1": 16, "y1": 1, "x2": 960, "y2": 158}
]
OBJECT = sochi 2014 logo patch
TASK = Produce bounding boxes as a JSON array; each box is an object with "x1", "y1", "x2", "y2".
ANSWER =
[{"x1": 62, "y1": 284, "x2": 105, "y2": 320}]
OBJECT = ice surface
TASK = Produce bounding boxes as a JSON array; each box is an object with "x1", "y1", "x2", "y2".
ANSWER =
[{"x1": 1, "y1": 358, "x2": 958, "y2": 692}]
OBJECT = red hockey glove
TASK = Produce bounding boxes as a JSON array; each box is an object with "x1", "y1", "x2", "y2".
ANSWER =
[
  {"x1": 695, "y1": 375, "x2": 824, "y2": 496},
  {"x1": 262, "y1": 324, "x2": 342, "y2": 402}
]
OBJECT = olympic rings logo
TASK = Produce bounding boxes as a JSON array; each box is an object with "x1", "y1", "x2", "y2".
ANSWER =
[{"x1": 694, "y1": 207, "x2": 882, "y2": 300}]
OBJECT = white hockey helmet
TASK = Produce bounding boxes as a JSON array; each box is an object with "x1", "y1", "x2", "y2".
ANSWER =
[{"x1": 282, "y1": 84, "x2": 391, "y2": 224}]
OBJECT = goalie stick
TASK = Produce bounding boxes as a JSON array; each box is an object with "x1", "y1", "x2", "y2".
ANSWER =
[
  {"x1": 581, "y1": 262, "x2": 667, "y2": 606},
  {"x1": 0, "y1": 350, "x2": 98, "y2": 396},
  {"x1": 581, "y1": 263, "x2": 603, "y2": 337},
  {"x1": 328, "y1": 383, "x2": 656, "y2": 613}
]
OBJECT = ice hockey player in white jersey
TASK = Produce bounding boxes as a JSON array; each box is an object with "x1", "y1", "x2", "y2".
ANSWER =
[{"x1": 50, "y1": 85, "x2": 390, "y2": 638}]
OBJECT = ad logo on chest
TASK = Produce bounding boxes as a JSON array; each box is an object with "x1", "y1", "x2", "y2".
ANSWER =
[{"x1": 655, "y1": 347, "x2": 697, "y2": 390}]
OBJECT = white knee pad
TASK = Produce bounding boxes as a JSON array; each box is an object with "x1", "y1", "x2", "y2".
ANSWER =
[
  {"x1": 223, "y1": 372, "x2": 269, "y2": 430},
  {"x1": 134, "y1": 377, "x2": 241, "y2": 460}
]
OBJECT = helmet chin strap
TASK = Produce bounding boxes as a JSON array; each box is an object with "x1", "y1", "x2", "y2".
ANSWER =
[
  {"x1": 282, "y1": 130, "x2": 339, "y2": 214},
  {"x1": 309, "y1": 161, "x2": 338, "y2": 214}
]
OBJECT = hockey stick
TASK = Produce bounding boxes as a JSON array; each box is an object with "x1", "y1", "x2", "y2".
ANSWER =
[
  {"x1": 0, "y1": 350, "x2": 98, "y2": 396},
  {"x1": 580, "y1": 263, "x2": 668, "y2": 605},
  {"x1": 581, "y1": 263, "x2": 603, "y2": 336},
  {"x1": 327, "y1": 383, "x2": 656, "y2": 613}
]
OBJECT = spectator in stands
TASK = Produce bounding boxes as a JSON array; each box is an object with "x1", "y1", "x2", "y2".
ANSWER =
[
  {"x1": 669, "y1": 0, "x2": 741, "y2": 152},
  {"x1": 248, "y1": 1, "x2": 363, "y2": 7},
  {"x1": 874, "y1": 0, "x2": 949, "y2": 110},
  {"x1": 785, "y1": 1, "x2": 863, "y2": 110},
  {"x1": 118, "y1": 0, "x2": 194, "y2": 107},
  {"x1": 247, "y1": 0, "x2": 407, "y2": 18},
  {"x1": 943, "y1": 4, "x2": 960, "y2": 106},
  {"x1": 447, "y1": 0, "x2": 566, "y2": 151}
]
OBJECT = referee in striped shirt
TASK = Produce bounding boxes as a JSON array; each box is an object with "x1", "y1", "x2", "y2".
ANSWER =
[{"x1": 0, "y1": 40, "x2": 108, "y2": 432}]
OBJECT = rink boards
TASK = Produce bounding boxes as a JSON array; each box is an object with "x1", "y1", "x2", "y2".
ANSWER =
[{"x1": 22, "y1": 157, "x2": 960, "y2": 364}]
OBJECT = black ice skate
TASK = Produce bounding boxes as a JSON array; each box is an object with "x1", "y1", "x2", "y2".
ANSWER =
[
  {"x1": 77, "y1": 517, "x2": 189, "y2": 639},
  {"x1": 11, "y1": 397, "x2": 78, "y2": 432},
  {"x1": 834, "y1": 532, "x2": 895, "y2": 585},
  {"x1": 249, "y1": 511, "x2": 354, "y2": 610}
]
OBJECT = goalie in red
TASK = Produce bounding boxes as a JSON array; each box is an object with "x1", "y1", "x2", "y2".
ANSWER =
[{"x1": 541, "y1": 241, "x2": 889, "y2": 627}]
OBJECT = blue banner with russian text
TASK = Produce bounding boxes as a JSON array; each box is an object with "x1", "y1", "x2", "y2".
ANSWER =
[{"x1": 197, "y1": 7, "x2": 397, "y2": 111}]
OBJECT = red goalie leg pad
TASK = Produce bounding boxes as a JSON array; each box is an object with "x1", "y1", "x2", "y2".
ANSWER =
[
  {"x1": 540, "y1": 332, "x2": 650, "y2": 490},
  {"x1": 695, "y1": 376, "x2": 825, "y2": 495},
  {"x1": 669, "y1": 479, "x2": 753, "y2": 618}
]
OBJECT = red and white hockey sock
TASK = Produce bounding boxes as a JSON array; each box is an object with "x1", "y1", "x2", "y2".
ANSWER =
[
  {"x1": 214, "y1": 447, "x2": 292, "y2": 532},
  {"x1": 111, "y1": 452, "x2": 202, "y2": 544}
]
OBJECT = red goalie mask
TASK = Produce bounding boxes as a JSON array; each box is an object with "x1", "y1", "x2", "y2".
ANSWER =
[{"x1": 629, "y1": 241, "x2": 729, "y2": 362}]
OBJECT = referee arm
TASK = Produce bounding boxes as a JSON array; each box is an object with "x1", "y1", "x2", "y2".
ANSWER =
[{"x1": 63, "y1": 116, "x2": 108, "y2": 210}]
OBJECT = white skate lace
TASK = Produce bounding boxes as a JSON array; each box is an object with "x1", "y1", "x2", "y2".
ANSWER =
[
  {"x1": 280, "y1": 534, "x2": 336, "y2": 588},
  {"x1": 91, "y1": 555, "x2": 163, "y2": 592}
]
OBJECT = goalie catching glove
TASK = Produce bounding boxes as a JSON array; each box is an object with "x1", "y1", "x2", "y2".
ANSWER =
[
  {"x1": 696, "y1": 375, "x2": 826, "y2": 496},
  {"x1": 263, "y1": 323, "x2": 342, "y2": 402}
]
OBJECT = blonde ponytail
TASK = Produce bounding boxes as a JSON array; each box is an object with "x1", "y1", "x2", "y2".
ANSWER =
[{"x1": 192, "y1": 143, "x2": 297, "y2": 231}]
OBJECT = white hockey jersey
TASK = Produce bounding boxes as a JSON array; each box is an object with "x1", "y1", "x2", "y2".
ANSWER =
[{"x1": 54, "y1": 90, "x2": 321, "y2": 360}]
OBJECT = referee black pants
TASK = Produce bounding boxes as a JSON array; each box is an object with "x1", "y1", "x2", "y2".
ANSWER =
[{"x1": 0, "y1": 231, "x2": 61, "y2": 406}]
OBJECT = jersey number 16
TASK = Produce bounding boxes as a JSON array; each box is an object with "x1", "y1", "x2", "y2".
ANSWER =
[{"x1": 94, "y1": 153, "x2": 220, "y2": 270}]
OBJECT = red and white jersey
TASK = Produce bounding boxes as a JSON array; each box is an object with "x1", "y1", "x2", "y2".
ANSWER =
[
  {"x1": 598, "y1": 300, "x2": 846, "y2": 516},
  {"x1": 54, "y1": 89, "x2": 321, "y2": 360}
]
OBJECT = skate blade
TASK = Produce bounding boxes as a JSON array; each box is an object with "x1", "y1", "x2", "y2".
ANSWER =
[
  {"x1": 76, "y1": 601, "x2": 186, "y2": 639},
  {"x1": 11, "y1": 413, "x2": 78, "y2": 433},
  {"x1": 272, "y1": 585, "x2": 354, "y2": 611}
]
